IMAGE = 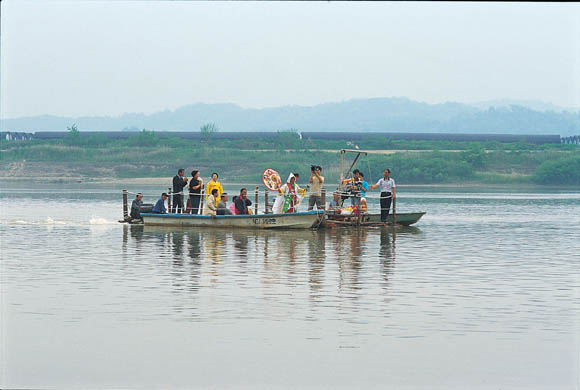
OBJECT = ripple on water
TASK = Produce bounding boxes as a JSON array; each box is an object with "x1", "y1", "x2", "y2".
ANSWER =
[{"x1": 1, "y1": 188, "x2": 579, "y2": 387}]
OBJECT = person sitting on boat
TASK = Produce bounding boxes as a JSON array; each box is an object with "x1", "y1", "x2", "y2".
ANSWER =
[
  {"x1": 203, "y1": 188, "x2": 219, "y2": 216},
  {"x1": 130, "y1": 193, "x2": 143, "y2": 220},
  {"x1": 273, "y1": 173, "x2": 300, "y2": 213},
  {"x1": 234, "y1": 188, "x2": 252, "y2": 215},
  {"x1": 205, "y1": 173, "x2": 223, "y2": 204},
  {"x1": 217, "y1": 193, "x2": 233, "y2": 215},
  {"x1": 328, "y1": 191, "x2": 341, "y2": 211},
  {"x1": 172, "y1": 168, "x2": 188, "y2": 213},
  {"x1": 229, "y1": 196, "x2": 238, "y2": 214},
  {"x1": 152, "y1": 193, "x2": 168, "y2": 214}
]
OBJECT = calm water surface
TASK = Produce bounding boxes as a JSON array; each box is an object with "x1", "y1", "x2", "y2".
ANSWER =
[{"x1": 1, "y1": 182, "x2": 579, "y2": 389}]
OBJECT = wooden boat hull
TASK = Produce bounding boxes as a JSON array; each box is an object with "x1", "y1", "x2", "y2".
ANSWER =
[
  {"x1": 325, "y1": 211, "x2": 426, "y2": 226},
  {"x1": 367, "y1": 212, "x2": 425, "y2": 225},
  {"x1": 141, "y1": 211, "x2": 324, "y2": 229}
]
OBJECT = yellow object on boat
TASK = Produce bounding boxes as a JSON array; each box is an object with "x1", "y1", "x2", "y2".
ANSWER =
[{"x1": 205, "y1": 180, "x2": 223, "y2": 203}]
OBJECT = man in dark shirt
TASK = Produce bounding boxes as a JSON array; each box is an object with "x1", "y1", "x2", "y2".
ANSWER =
[
  {"x1": 152, "y1": 193, "x2": 168, "y2": 214},
  {"x1": 234, "y1": 188, "x2": 253, "y2": 215},
  {"x1": 217, "y1": 193, "x2": 233, "y2": 215},
  {"x1": 172, "y1": 168, "x2": 188, "y2": 213},
  {"x1": 130, "y1": 193, "x2": 143, "y2": 220}
]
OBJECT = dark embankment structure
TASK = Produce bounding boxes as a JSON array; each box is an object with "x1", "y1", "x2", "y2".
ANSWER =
[{"x1": 3, "y1": 131, "x2": 564, "y2": 145}]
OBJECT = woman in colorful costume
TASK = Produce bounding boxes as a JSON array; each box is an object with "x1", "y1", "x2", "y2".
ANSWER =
[{"x1": 273, "y1": 173, "x2": 300, "y2": 214}]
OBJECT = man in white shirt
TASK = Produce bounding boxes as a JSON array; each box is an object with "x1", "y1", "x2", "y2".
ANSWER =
[{"x1": 370, "y1": 169, "x2": 396, "y2": 223}]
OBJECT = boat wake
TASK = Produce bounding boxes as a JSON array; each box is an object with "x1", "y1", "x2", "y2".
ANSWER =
[{"x1": 1, "y1": 216, "x2": 119, "y2": 226}]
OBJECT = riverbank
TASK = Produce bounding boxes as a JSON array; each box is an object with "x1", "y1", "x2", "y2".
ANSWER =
[{"x1": 1, "y1": 138, "x2": 579, "y2": 185}]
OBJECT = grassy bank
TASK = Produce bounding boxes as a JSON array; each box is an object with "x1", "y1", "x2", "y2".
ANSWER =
[{"x1": 1, "y1": 134, "x2": 578, "y2": 185}]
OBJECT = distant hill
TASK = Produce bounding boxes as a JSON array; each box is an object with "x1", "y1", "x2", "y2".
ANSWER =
[
  {"x1": 2, "y1": 97, "x2": 579, "y2": 136},
  {"x1": 469, "y1": 99, "x2": 579, "y2": 113}
]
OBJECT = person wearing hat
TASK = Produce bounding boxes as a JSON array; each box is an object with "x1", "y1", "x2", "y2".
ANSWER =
[{"x1": 328, "y1": 191, "x2": 341, "y2": 211}]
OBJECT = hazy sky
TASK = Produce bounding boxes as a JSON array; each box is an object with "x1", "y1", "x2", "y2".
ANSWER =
[{"x1": 1, "y1": 1, "x2": 579, "y2": 118}]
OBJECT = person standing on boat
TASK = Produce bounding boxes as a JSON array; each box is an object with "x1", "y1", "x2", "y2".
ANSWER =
[
  {"x1": 203, "y1": 189, "x2": 219, "y2": 216},
  {"x1": 343, "y1": 169, "x2": 363, "y2": 206},
  {"x1": 217, "y1": 193, "x2": 233, "y2": 215},
  {"x1": 130, "y1": 193, "x2": 143, "y2": 220},
  {"x1": 152, "y1": 193, "x2": 168, "y2": 214},
  {"x1": 234, "y1": 188, "x2": 252, "y2": 215},
  {"x1": 172, "y1": 168, "x2": 188, "y2": 213},
  {"x1": 370, "y1": 169, "x2": 396, "y2": 222},
  {"x1": 359, "y1": 172, "x2": 370, "y2": 213},
  {"x1": 274, "y1": 173, "x2": 299, "y2": 213},
  {"x1": 205, "y1": 173, "x2": 223, "y2": 204},
  {"x1": 188, "y1": 170, "x2": 203, "y2": 214},
  {"x1": 308, "y1": 165, "x2": 325, "y2": 210}
]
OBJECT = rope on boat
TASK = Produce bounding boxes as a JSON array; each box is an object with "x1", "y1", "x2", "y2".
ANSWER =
[{"x1": 126, "y1": 189, "x2": 392, "y2": 199}]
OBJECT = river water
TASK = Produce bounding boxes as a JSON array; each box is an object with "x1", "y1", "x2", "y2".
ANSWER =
[{"x1": 1, "y1": 182, "x2": 579, "y2": 389}]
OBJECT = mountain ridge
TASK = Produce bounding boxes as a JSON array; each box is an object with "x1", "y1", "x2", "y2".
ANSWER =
[{"x1": 2, "y1": 97, "x2": 579, "y2": 136}]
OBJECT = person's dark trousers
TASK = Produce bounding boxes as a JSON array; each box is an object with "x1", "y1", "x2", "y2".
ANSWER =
[
  {"x1": 172, "y1": 194, "x2": 184, "y2": 213},
  {"x1": 189, "y1": 194, "x2": 201, "y2": 214},
  {"x1": 380, "y1": 192, "x2": 392, "y2": 222}
]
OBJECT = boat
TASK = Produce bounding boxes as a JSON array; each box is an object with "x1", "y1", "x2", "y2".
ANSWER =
[
  {"x1": 140, "y1": 210, "x2": 324, "y2": 229},
  {"x1": 324, "y1": 149, "x2": 426, "y2": 227},
  {"x1": 324, "y1": 211, "x2": 425, "y2": 226},
  {"x1": 120, "y1": 148, "x2": 425, "y2": 230}
]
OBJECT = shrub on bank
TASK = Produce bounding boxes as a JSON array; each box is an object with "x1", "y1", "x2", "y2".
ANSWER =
[{"x1": 533, "y1": 155, "x2": 580, "y2": 185}]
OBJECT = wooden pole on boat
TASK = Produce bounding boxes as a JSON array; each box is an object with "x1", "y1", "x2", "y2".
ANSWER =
[
  {"x1": 264, "y1": 190, "x2": 269, "y2": 214},
  {"x1": 168, "y1": 187, "x2": 172, "y2": 213},
  {"x1": 199, "y1": 185, "x2": 204, "y2": 213},
  {"x1": 254, "y1": 186, "x2": 259, "y2": 215},
  {"x1": 356, "y1": 193, "x2": 362, "y2": 226},
  {"x1": 322, "y1": 188, "x2": 326, "y2": 210},
  {"x1": 393, "y1": 195, "x2": 397, "y2": 226},
  {"x1": 339, "y1": 150, "x2": 344, "y2": 188},
  {"x1": 122, "y1": 189, "x2": 128, "y2": 219}
]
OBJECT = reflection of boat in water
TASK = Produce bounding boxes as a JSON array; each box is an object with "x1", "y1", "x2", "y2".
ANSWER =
[
  {"x1": 140, "y1": 210, "x2": 324, "y2": 229},
  {"x1": 139, "y1": 223, "x2": 422, "y2": 237},
  {"x1": 325, "y1": 211, "x2": 426, "y2": 226},
  {"x1": 140, "y1": 224, "x2": 319, "y2": 238}
]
